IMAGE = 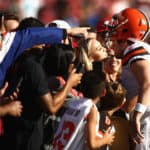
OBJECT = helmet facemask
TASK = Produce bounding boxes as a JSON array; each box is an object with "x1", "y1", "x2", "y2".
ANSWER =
[{"x1": 108, "y1": 8, "x2": 150, "y2": 41}]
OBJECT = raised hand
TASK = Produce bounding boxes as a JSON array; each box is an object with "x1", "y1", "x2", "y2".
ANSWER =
[
  {"x1": 130, "y1": 111, "x2": 144, "y2": 144},
  {"x1": 5, "y1": 101, "x2": 23, "y2": 117},
  {"x1": 103, "y1": 127, "x2": 115, "y2": 146},
  {"x1": 66, "y1": 68, "x2": 83, "y2": 88}
]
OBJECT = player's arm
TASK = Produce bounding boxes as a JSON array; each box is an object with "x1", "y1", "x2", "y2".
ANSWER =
[
  {"x1": 131, "y1": 59, "x2": 150, "y2": 112},
  {"x1": 130, "y1": 59, "x2": 150, "y2": 143}
]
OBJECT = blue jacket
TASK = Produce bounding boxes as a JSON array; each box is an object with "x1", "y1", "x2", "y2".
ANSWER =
[{"x1": 0, "y1": 27, "x2": 64, "y2": 87}]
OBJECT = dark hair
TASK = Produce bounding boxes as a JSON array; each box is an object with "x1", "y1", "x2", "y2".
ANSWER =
[
  {"x1": 43, "y1": 44, "x2": 74, "y2": 76},
  {"x1": 3, "y1": 12, "x2": 19, "y2": 21},
  {"x1": 92, "y1": 61, "x2": 103, "y2": 74},
  {"x1": 17, "y1": 17, "x2": 44, "y2": 30},
  {"x1": 80, "y1": 71, "x2": 106, "y2": 99},
  {"x1": 0, "y1": 11, "x2": 19, "y2": 27},
  {"x1": 47, "y1": 22, "x2": 58, "y2": 28},
  {"x1": 100, "y1": 82, "x2": 126, "y2": 111}
]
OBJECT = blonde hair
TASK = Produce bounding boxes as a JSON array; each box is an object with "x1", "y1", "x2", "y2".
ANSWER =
[{"x1": 76, "y1": 38, "x2": 93, "y2": 71}]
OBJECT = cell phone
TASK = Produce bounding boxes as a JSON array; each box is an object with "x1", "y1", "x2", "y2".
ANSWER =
[
  {"x1": 75, "y1": 62, "x2": 83, "y2": 73},
  {"x1": 3, "y1": 77, "x2": 23, "y2": 97}
]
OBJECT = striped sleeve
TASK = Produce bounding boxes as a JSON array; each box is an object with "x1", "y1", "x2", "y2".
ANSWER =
[{"x1": 122, "y1": 46, "x2": 150, "y2": 66}]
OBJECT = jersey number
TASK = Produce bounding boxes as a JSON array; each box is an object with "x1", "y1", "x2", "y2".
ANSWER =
[{"x1": 53, "y1": 120, "x2": 75, "y2": 150}]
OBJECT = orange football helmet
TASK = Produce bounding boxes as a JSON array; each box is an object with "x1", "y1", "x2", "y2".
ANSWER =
[{"x1": 110, "y1": 8, "x2": 149, "y2": 40}]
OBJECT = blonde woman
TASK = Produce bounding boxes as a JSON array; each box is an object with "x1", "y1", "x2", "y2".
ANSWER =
[{"x1": 72, "y1": 38, "x2": 108, "y2": 73}]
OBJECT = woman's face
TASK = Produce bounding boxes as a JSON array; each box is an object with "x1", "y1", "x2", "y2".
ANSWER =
[
  {"x1": 103, "y1": 54, "x2": 122, "y2": 74},
  {"x1": 88, "y1": 39, "x2": 108, "y2": 62}
]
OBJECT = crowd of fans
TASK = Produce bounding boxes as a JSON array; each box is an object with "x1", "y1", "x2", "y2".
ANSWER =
[{"x1": 0, "y1": 1, "x2": 150, "y2": 150}]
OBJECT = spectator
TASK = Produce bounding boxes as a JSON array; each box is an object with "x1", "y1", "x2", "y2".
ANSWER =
[
  {"x1": 102, "y1": 53, "x2": 122, "y2": 84},
  {"x1": 72, "y1": 38, "x2": 107, "y2": 74},
  {"x1": 99, "y1": 82, "x2": 129, "y2": 150},
  {"x1": 52, "y1": 70, "x2": 115, "y2": 149},
  {"x1": 102, "y1": 51, "x2": 128, "y2": 118}
]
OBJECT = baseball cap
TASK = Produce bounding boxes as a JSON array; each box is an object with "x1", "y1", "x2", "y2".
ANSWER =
[
  {"x1": 46, "y1": 19, "x2": 71, "y2": 29},
  {"x1": 97, "y1": 18, "x2": 111, "y2": 33}
]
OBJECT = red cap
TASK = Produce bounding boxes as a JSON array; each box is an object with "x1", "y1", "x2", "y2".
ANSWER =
[
  {"x1": 71, "y1": 41, "x2": 78, "y2": 48},
  {"x1": 96, "y1": 17, "x2": 111, "y2": 33}
]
